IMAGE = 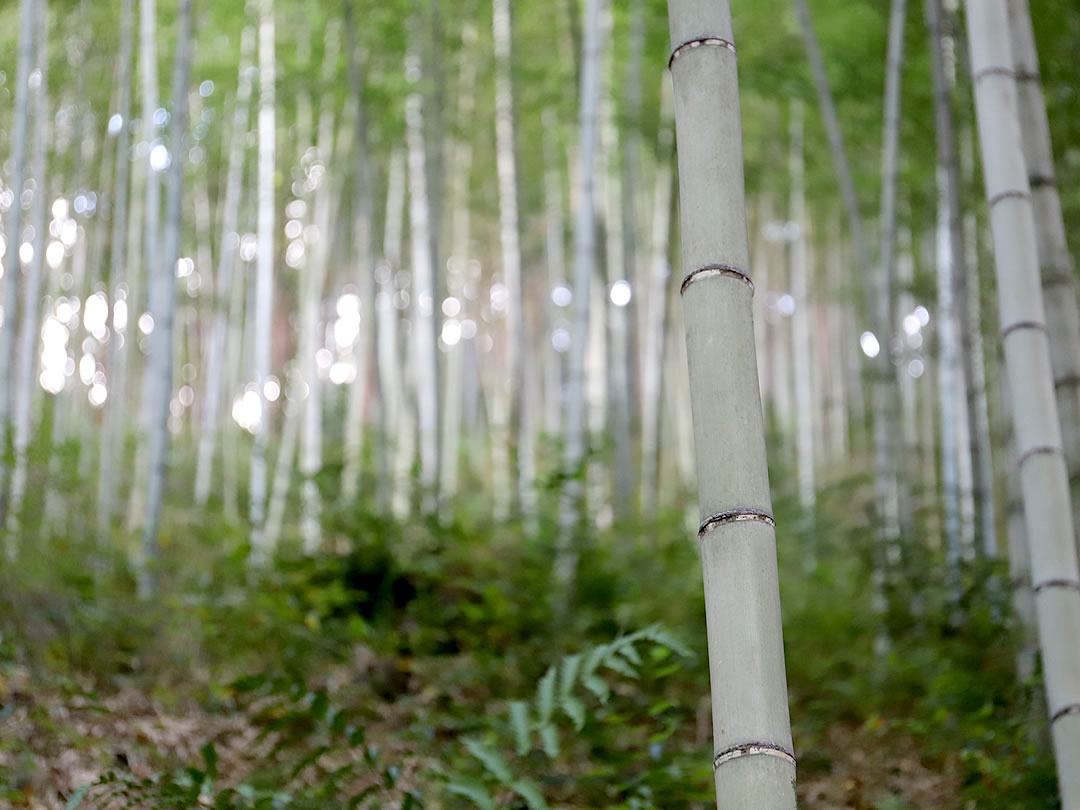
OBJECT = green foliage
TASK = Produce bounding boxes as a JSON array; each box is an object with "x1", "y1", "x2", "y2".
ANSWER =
[
  {"x1": 0, "y1": 451, "x2": 1065, "y2": 809},
  {"x1": 446, "y1": 626, "x2": 696, "y2": 809}
]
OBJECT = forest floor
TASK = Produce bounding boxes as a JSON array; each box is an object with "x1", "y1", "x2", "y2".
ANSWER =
[
  {"x1": 5, "y1": 655, "x2": 962, "y2": 809},
  {"x1": 0, "y1": 470, "x2": 1057, "y2": 808}
]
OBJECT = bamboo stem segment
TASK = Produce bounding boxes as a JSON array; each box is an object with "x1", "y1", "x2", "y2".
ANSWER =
[
  {"x1": 665, "y1": 1, "x2": 796, "y2": 806},
  {"x1": 964, "y1": 1, "x2": 1080, "y2": 804}
]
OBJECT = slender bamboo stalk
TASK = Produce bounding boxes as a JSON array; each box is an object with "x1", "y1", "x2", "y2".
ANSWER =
[
  {"x1": 97, "y1": 0, "x2": 135, "y2": 543},
  {"x1": 638, "y1": 76, "x2": 674, "y2": 519},
  {"x1": 964, "y1": 1, "x2": 1080, "y2": 801},
  {"x1": 492, "y1": 0, "x2": 535, "y2": 525},
  {"x1": 598, "y1": 0, "x2": 633, "y2": 519},
  {"x1": 404, "y1": 48, "x2": 439, "y2": 514},
  {"x1": 342, "y1": 1, "x2": 377, "y2": 504},
  {"x1": 825, "y1": 222, "x2": 850, "y2": 462},
  {"x1": 0, "y1": 0, "x2": 37, "y2": 531},
  {"x1": 960, "y1": 124, "x2": 998, "y2": 558},
  {"x1": 6, "y1": 0, "x2": 49, "y2": 542},
  {"x1": 141, "y1": 0, "x2": 191, "y2": 596},
  {"x1": 622, "y1": 0, "x2": 645, "y2": 421},
  {"x1": 299, "y1": 29, "x2": 340, "y2": 554},
  {"x1": 249, "y1": 0, "x2": 276, "y2": 559},
  {"x1": 557, "y1": 0, "x2": 602, "y2": 578},
  {"x1": 438, "y1": 24, "x2": 477, "y2": 519},
  {"x1": 542, "y1": 112, "x2": 566, "y2": 438},
  {"x1": 380, "y1": 151, "x2": 407, "y2": 514},
  {"x1": 665, "y1": 3, "x2": 796, "y2": 804},
  {"x1": 194, "y1": 29, "x2": 254, "y2": 508},
  {"x1": 126, "y1": 0, "x2": 164, "y2": 533},
  {"x1": 789, "y1": 101, "x2": 815, "y2": 523}
]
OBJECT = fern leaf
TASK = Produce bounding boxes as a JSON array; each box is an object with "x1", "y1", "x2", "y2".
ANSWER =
[
  {"x1": 617, "y1": 641, "x2": 643, "y2": 666},
  {"x1": 446, "y1": 780, "x2": 496, "y2": 810},
  {"x1": 582, "y1": 673, "x2": 611, "y2": 703},
  {"x1": 509, "y1": 700, "x2": 531, "y2": 755},
  {"x1": 511, "y1": 779, "x2": 550, "y2": 810},
  {"x1": 603, "y1": 652, "x2": 638, "y2": 679},
  {"x1": 560, "y1": 695, "x2": 586, "y2": 730},
  {"x1": 642, "y1": 625, "x2": 694, "y2": 658},
  {"x1": 536, "y1": 665, "x2": 557, "y2": 724},
  {"x1": 583, "y1": 645, "x2": 607, "y2": 677},
  {"x1": 538, "y1": 723, "x2": 560, "y2": 758},
  {"x1": 463, "y1": 738, "x2": 513, "y2": 784},
  {"x1": 559, "y1": 654, "x2": 581, "y2": 697}
]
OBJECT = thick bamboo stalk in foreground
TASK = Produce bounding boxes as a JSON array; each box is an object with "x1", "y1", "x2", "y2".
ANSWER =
[
  {"x1": 665, "y1": 1, "x2": 796, "y2": 806},
  {"x1": 1006, "y1": 0, "x2": 1080, "y2": 549},
  {"x1": 964, "y1": 1, "x2": 1080, "y2": 804}
]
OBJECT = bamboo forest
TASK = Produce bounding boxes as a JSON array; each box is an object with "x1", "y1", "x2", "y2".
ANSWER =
[{"x1": 4, "y1": 0, "x2": 1080, "y2": 806}]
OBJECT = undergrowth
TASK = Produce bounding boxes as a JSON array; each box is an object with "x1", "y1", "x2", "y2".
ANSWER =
[{"x1": 0, "y1": 452, "x2": 1060, "y2": 809}]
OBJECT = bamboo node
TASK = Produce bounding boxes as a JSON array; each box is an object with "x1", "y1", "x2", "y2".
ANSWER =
[
  {"x1": 713, "y1": 742, "x2": 796, "y2": 770},
  {"x1": 988, "y1": 189, "x2": 1031, "y2": 209},
  {"x1": 1008, "y1": 575, "x2": 1031, "y2": 591},
  {"x1": 1028, "y1": 173, "x2": 1056, "y2": 190},
  {"x1": 1055, "y1": 373, "x2": 1080, "y2": 389},
  {"x1": 972, "y1": 65, "x2": 1015, "y2": 83},
  {"x1": 999, "y1": 320, "x2": 1047, "y2": 342},
  {"x1": 1051, "y1": 704, "x2": 1080, "y2": 724},
  {"x1": 681, "y1": 264, "x2": 753, "y2": 295},
  {"x1": 1044, "y1": 272, "x2": 1078, "y2": 290},
  {"x1": 1014, "y1": 68, "x2": 1042, "y2": 83},
  {"x1": 1033, "y1": 578, "x2": 1080, "y2": 595},
  {"x1": 698, "y1": 508, "x2": 775, "y2": 537},
  {"x1": 668, "y1": 37, "x2": 736, "y2": 70},
  {"x1": 1017, "y1": 445, "x2": 1064, "y2": 468}
]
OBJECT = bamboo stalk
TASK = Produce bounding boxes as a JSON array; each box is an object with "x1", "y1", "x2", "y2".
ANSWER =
[
  {"x1": 665, "y1": 4, "x2": 796, "y2": 805},
  {"x1": 964, "y1": 0, "x2": 1080, "y2": 801}
]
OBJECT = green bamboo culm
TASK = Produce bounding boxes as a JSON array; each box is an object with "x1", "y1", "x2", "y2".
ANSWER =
[
  {"x1": 664, "y1": 1, "x2": 797, "y2": 807},
  {"x1": 963, "y1": 0, "x2": 1080, "y2": 805}
]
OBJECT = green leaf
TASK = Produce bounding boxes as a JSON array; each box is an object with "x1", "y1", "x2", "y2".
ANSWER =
[
  {"x1": 509, "y1": 700, "x2": 531, "y2": 755},
  {"x1": 383, "y1": 765, "x2": 400, "y2": 788},
  {"x1": 309, "y1": 690, "x2": 330, "y2": 720},
  {"x1": 559, "y1": 654, "x2": 582, "y2": 697},
  {"x1": 536, "y1": 665, "x2": 557, "y2": 724},
  {"x1": 229, "y1": 674, "x2": 267, "y2": 693},
  {"x1": 330, "y1": 709, "x2": 347, "y2": 736},
  {"x1": 201, "y1": 742, "x2": 218, "y2": 781},
  {"x1": 463, "y1": 737, "x2": 514, "y2": 783},
  {"x1": 560, "y1": 695, "x2": 586, "y2": 731},
  {"x1": 511, "y1": 779, "x2": 549, "y2": 810},
  {"x1": 446, "y1": 780, "x2": 496, "y2": 810},
  {"x1": 582, "y1": 674, "x2": 611, "y2": 703},
  {"x1": 538, "y1": 723, "x2": 559, "y2": 758},
  {"x1": 616, "y1": 641, "x2": 643, "y2": 666},
  {"x1": 583, "y1": 645, "x2": 607, "y2": 677},
  {"x1": 290, "y1": 745, "x2": 330, "y2": 779},
  {"x1": 603, "y1": 653, "x2": 638, "y2": 679},
  {"x1": 642, "y1": 626, "x2": 694, "y2": 659}
]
